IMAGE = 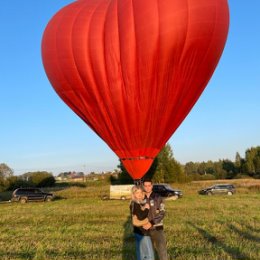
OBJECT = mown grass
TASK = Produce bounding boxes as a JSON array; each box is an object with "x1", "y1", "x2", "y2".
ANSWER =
[{"x1": 0, "y1": 180, "x2": 259, "y2": 260}]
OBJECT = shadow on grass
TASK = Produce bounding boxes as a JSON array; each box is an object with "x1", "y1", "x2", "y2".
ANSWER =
[
  {"x1": 52, "y1": 195, "x2": 66, "y2": 201},
  {"x1": 1, "y1": 247, "x2": 130, "y2": 260},
  {"x1": 217, "y1": 220, "x2": 260, "y2": 243},
  {"x1": 0, "y1": 251, "x2": 35, "y2": 260},
  {"x1": 244, "y1": 224, "x2": 260, "y2": 233},
  {"x1": 228, "y1": 224, "x2": 260, "y2": 243},
  {"x1": 0, "y1": 191, "x2": 12, "y2": 201},
  {"x1": 187, "y1": 222, "x2": 252, "y2": 260},
  {"x1": 122, "y1": 215, "x2": 136, "y2": 260}
]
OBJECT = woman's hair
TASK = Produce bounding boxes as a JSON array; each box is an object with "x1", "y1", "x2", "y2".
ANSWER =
[{"x1": 131, "y1": 185, "x2": 144, "y2": 201}]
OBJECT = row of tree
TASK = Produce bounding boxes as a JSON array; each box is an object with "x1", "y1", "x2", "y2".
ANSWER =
[
  {"x1": 184, "y1": 146, "x2": 260, "y2": 179},
  {"x1": 1, "y1": 145, "x2": 259, "y2": 190},
  {"x1": 117, "y1": 145, "x2": 260, "y2": 183},
  {"x1": 0, "y1": 165, "x2": 55, "y2": 192}
]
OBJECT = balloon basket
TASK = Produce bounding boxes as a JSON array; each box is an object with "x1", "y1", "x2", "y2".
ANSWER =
[{"x1": 133, "y1": 179, "x2": 143, "y2": 186}]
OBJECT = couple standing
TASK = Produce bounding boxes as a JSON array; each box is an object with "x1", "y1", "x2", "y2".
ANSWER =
[{"x1": 130, "y1": 179, "x2": 168, "y2": 260}]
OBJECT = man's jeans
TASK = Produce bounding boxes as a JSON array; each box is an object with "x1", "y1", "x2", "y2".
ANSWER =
[
  {"x1": 149, "y1": 229, "x2": 168, "y2": 260},
  {"x1": 135, "y1": 233, "x2": 155, "y2": 260}
]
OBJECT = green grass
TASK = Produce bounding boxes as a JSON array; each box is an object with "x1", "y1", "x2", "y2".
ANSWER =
[{"x1": 0, "y1": 180, "x2": 260, "y2": 260}]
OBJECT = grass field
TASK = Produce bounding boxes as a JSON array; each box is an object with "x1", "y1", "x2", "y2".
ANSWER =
[{"x1": 0, "y1": 180, "x2": 259, "y2": 260}]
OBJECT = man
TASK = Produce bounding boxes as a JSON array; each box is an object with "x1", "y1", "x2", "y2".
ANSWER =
[{"x1": 143, "y1": 179, "x2": 168, "y2": 260}]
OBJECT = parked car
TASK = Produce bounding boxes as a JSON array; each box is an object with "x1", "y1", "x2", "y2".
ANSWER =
[
  {"x1": 11, "y1": 188, "x2": 54, "y2": 203},
  {"x1": 153, "y1": 184, "x2": 183, "y2": 198},
  {"x1": 198, "y1": 184, "x2": 235, "y2": 196}
]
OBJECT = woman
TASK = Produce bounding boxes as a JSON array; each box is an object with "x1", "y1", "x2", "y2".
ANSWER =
[{"x1": 130, "y1": 185, "x2": 154, "y2": 260}]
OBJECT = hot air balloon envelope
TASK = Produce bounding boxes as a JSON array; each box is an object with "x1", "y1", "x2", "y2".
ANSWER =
[{"x1": 42, "y1": 0, "x2": 229, "y2": 180}]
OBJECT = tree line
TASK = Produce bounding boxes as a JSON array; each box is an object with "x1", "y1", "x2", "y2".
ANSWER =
[
  {"x1": 116, "y1": 145, "x2": 260, "y2": 183},
  {"x1": 0, "y1": 166, "x2": 55, "y2": 192},
  {"x1": 184, "y1": 146, "x2": 260, "y2": 180},
  {"x1": 1, "y1": 145, "x2": 259, "y2": 191}
]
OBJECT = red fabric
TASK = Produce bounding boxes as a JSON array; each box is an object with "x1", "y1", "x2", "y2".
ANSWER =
[
  {"x1": 42, "y1": 0, "x2": 229, "y2": 180},
  {"x1": 121, "y1": 158, "x2": 154, "y2": 180}
]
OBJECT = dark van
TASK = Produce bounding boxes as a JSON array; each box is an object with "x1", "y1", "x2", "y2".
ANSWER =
[
  {"x1": 153, "y1": 184, "x2": 183, "y2": 198},
  {"x1": 11, "y1": 188, "x2": 54, "y2": 203}
]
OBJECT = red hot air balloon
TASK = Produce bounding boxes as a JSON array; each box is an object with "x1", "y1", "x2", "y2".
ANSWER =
[{"x1": 42, "y1": 0, "x2": 229, "y2": 181}]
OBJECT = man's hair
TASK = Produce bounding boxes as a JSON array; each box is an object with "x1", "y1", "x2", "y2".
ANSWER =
[{"x1": 143, "y1": 178, "x2": 153, "y2": 184}]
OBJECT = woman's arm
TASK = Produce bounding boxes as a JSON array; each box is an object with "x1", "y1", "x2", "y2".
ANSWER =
[
  {"x1": 132, "y1": 215, "x2": 149, "y2": 227},
  {"x1": 133, "y1": 202, "x2": 149, "y2": 220}
]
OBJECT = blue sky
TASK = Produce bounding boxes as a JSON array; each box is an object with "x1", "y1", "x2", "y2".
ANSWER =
[{"x1": 0, "y1": 1, "x2": 259, "y2": 175}]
